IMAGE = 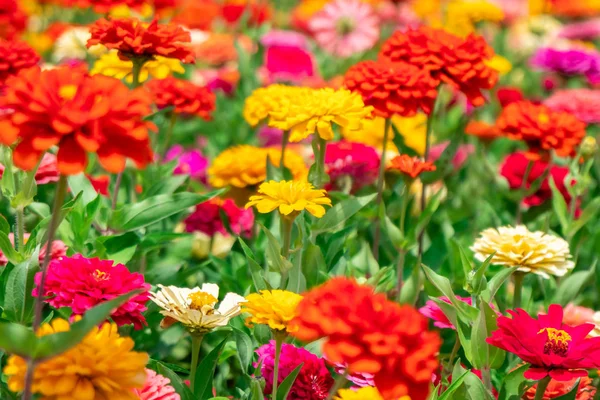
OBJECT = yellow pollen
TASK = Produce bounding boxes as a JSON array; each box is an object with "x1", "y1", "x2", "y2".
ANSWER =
[
  {"x1": 93, "y1": 269, "x2": 110, "y2": 281},
  {"x1": 538, "y1": 328, "x2": 572, "y2": 356},
  {"x1": 538, "y1": 113, "x2": 550, "y2": 124},
  {"x1": 59, "y1": 84, "x2": 78, "y2": 101},
  {"x1": 188, "y1": 291, "x2": 218, "y2": 310}
]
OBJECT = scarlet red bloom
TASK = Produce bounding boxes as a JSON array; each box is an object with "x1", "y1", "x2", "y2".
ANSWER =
[
  {"x1": 221, "y1": 0, "x2": 271, "y2": 26},
  {"x1": 387, "y1": 154, "x2": 436, "y2": 179},
  {"x1": 487, "y1": 304, "x2": 600, "y2": 381},
  {"x1": 71, "y1": 0, "x2": 146, "y2": 12},
  {"x1": 87, "y1": 18, "x2": 195, "y2": 64},
  {"x1": 496, "y1": 101, "x2": 586, "y2": 159},
  {"x1": 465, "y1": 121, "x2": 502, "y2": 142},
  {"x1": 497, "y1": 86, "x2": 524, "y2": 107},
  {"x1": 148, "y1": 77, "x2": 216, "y2": 119},
  {"x1": 0, "y1": 40, "x2": 39, "y2": 84},
  {"x1": 290, "y1": 277, "x2": 441, "y2": 400},
  {"x1": 0, "y1": 66, "x2": 154, "y2": 175},
  {"x1": 525, "y1": 376, "x2": 596, "y2": 400},
  {"x1": 344, "y1": 60, "x2": 438, "y2": 118},
  {"x1": 183, "y1": 198, "x2": 254, "y2": 237},
  {"x1": 379, "y1": 26, "x2": 498, "y2": 107},
  {"x1": 0, "y1": 0, "x2": 27, "y2": 40}
]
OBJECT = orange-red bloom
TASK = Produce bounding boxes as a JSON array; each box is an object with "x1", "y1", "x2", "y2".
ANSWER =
[
  {"x1": 0, "y1": 40, "x2": 39, "y2": 83},
  {"x1": 388, "y1": 154, "x2": 436, "y2": 179},
  {"x1": 290, "y1": 277, "x2": 441, "y2": 400},
  {"x1": 87, "y1": 18, "x2": 195, "y2": 64},
  {"x1": 221, "y1": 0, "x2": 271, "y2": 26},
  {"x1": 147, "y1": 77, "x2": 216, "y2": 120},
  {"x1": 0, "y1": 0, "x2": 27, "y2": 40},
  {"x1": 465, "y1": 120, "x2": 502, "y2": 142},
  {"x1": 525, "y1": 376, "x2": 596, "y2": 400},
  {"x1": 171, "y1": 0, "x2": 220, "y2": 30},
  {"x1": 0, "y1": 66, "x2": 154, "y2": 175},
  {"x1": 379, "y1": 26, "x2": 498, "y2": 107},
  {"x1": 344, "y1": 60, "x2": 438, "y2": 118},
  {"x1": 496, "y1": 101, "x2": 586, "y2": 159},
  {"x1": 70, "y1": 0, "x2": 146, "y2": 12}
]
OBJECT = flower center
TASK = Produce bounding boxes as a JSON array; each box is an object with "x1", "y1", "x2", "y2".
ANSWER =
[
  {"x1": 188, "y1": 291, "x2": 218, "y2": 311},
  {"x1": 539, "y1": 327, "x2": 572, "y2": 356},
  {"x1": 538, "y1": 113, "x2": 550, "y2": 124},
  {"x1": 93, "y1": 269, "x2": 110, "y2": 281},
  {"x1": 59, "y1": 84, "x2": 78, "y2": 101},
  {"x1": 336, "y1": 17, "x2": 355, "y2": 35}
]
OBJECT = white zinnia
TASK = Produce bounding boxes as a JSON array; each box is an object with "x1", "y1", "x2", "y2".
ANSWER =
[{"x1": 53, "y1": 27, "x2": 104, "y2": 62}]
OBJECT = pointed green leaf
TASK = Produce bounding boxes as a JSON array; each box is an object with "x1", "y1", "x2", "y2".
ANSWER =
[
  {"x1": 276, "y1": 363, "x2": 304, "y2": 400},
  {"x1": 312, "y1": 193, "x2": 376, "y2": 234},
  {"x1": 194, "y1": 335, "x2": 231, "y2": 399}
]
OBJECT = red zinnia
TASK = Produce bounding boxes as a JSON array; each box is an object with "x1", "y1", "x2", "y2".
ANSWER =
[
  {"x1": 487, "y1": 304, "x2": 600, "y2": 381},
  {"x1": 87, "y1": 18, "x2": 195, "y2": 64},
  {"x1": 496, "y1": 101, "x2": 586, "y2": 160},
  {"x1": 290, "y1": 277, "x2": 441, "y2": 400},
  {"x1": 147, "y1": 77, "x2": 216, "y2": 120},
  {"x1": 0, "y1": 66, "x2": 154, "y2": 174},
  {"x1": 183, "y1": 198, "x2": 254, "y2": 237},
  {"x1": 465, "y1": 121, "x2": 502, "y2": 142},
  {"x1": 0, "y1": 0, "x2": 27, "y2": 40},
  {"x1": 379, "y1": 26, "x2": 498, "y2": 107},
  {"x1": 70, "y1": 0, "x2": 147, "y2": 12},
  {"x1": 0, "y1": 40, "x2": 39, "y2": 84},
  {"x1": 344, "y1": 60, "x2": 438, "y2": 118},
  {"x1": 221, "y1": 0, "x2": 271, "y2": 26},
  {"x1": 387, "y1": 154, "x2": 436, "y2": 179}
]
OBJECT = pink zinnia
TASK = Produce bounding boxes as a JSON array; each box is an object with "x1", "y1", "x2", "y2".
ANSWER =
[
  {"x1": 419, "y1": 296, "x2": 473, "y2": 329},
  {"x1": 308, "y1": 0, "x2": 379, "y2": 58},
  {"x1": 256, "y1": 341, "x2": 333, "y2": 400},
  {"x1": 32, "y1": 254, "x2": 150, "y2": 329},
  {"x1": 0, "y1": 153, "x2": 58, "y2": 185},
  {"x1": 0, "y1": 233, "x2": 66, "y2": 267},
  {"x1": 183, "y1": 198, "x2": 254, "y2": 237},
  {"x1": 559, "y1": 19, "x2": 600, "y2": 41},
  {"x1": 260, "y1": 30, "x2": 316, "y2": 83},
  {"x1": 545, "y1": 89, "x2": 600, "y2": 124},
  {"x1": 133, "y1": 369, "x2": 180, "y2": 400},
  {"x1": 324, "y1": 141, "x2": 380, "y2": 193},
  {"x1": 164, "y1": 145, "x2": 209, "y2": 182}
]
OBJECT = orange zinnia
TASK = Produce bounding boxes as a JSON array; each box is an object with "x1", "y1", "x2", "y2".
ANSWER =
[
  {"x1": 0, "y1": 39, "x2": 39, "y2": 83},
  {"x1": 290, "y1": 277, "x2": 441, "y2": 400},
  {"x1": 87, "y1": 18, "x2": 195, "y2": 64},
  {"x1": 0, "y1": 66, "x2": 154, "y2": 175},
  {"x1": 496, "y1": 101, "x2": 586, "y2": 159},
  {"x1": 465, "y1": 120, "x2": 502, "y2": 142},
  {"x1": 344, "y1": 60, "x2": 438, "y2": 118},
  {"x1": 379, "y1": 26, "x2": 498, "y2": 107},
  {"x1": 147, "y1": 77, "x2": 216, "y2": 120},
  {"x1": 171, "y1": 0, "x2": 220, "y2": 30},
  {"x1": 388, "y1": 154, "x2": 436, "y2": 179}
]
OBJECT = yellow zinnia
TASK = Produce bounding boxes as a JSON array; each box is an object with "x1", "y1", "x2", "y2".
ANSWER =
[
  {"x1": 243, "y1": 289, "x2": 303, "y2": 333},
  {"x1": 4, "y1": 319, "x2": 148, "y2": 399},
  {"x1": 246, "y1": 180, "x2": 332, "y2": 218},
  {"x1": 445, "y1": 0, "x2": 504, "y2": 36},
  {"x1": 91, "y1": 50, "x2": 185, "y2": 83},
  {"x1": 335, "y1": 387, "x2": 410, "y2": 400},
  {"x1": 243, "y1": 84, "x2": 312, "y2": 127}
]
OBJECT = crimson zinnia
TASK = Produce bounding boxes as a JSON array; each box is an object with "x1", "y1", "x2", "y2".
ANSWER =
[
  {"x1": 379, "y1": 26, "x2": 498, "y2": 107},
  {"x1": 148, "y1": 77, "x2": 216, "y2": 119},
  {"x1": 0, "y1": 39, "x2": 39, "y2": 83},
  {"x1": 487, "y1": 304, "x2": 600, "y2": 381},
  {"x1": 0, "y1": 0, "x2": 27, "y2": 40},
  {"x1": 0, "y1": 66, "x2": 154, "y2": 174}
]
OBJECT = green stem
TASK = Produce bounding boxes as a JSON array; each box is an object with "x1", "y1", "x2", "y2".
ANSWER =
[
  {"x1": 396, "y1": 183, "x2": 409, "y2": 301},
  {"x1": 513, "y1": 271, "x2": 525, "y2": 309},
  {"x1": 16, "y1": 206, "x2": 25, "y2": 252},
  {"x1": 110, "y1": 172, "x2": 123, "y2": 211},
  {"x1": 281, "y1": 216, "x2": 293, "y2": 259},
  {"x1": 130, "y1": 59, "x2": 145, "y2": 89},
  {"x1": 534, "y1": 376, "x2": 552, "y2": 400},
  {"x1": 189, "y1": 334, "x2": 204, "y2": 392},
  {"x1": 272, "y1": 333, "x2": 285, "y2": 400},
  {"x1": 372, "y1": 118, "x2": 391, "y2": 260},
  {"x1": 418, "y1": 97, "x2": 437, "y2": 259},
  {"x1": 280, "y1": 131, "x2": 290, "y2": 175},
  {"x1": 162, "y1": 112, "x2": 177, "y2": 157},
  {"x1": 317, "y1": 137, "x2": 327, "y2": 187},
  {"x1": 481, "y1": 367, "x2": 493, "y2": 395},
  {"x1": 516, "y1": 160, "x2": 534, "y2": 225},
  {"x1": 325, "y1": 371, "x2": 348, "y2": 400}
]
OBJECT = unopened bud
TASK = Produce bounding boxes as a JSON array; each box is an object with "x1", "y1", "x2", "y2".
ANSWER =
[{"x1": 581, "y1": 136, "x2": 597, "y2": 159}]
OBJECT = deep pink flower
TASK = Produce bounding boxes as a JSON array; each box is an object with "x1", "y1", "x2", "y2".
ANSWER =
[
  {"x1": 324, "y1": 141, "x2": 380, "y2": 193},
  {"x1": 261, "y1": 30, "x2": 315, "y2": 83},
  {"x1": 487, "y1": 304, "x2": 600, "y2": 381},
  {"x1": 428, "y1": 141, "x2": 474, "y2": 171},
  {"x1": 559, "y1": 19, "x2": 600, "y2": 41},
  {"x1": 419, "y1": 296, "x2": 473, "y2": 329},
  {"x1": 0, "y1": 233, "x2": 66, "y2": 266},
  {"x1": 531, "y1": 47, "x2": 600, "y2": 84},
  {"x1": 256, "y1": 341, "x2": 334, "y2": 400},
  {"x1": 545, "y1": 89, "x2": 600, "y2": 124},
  {"x1": 133, "y1": 369, "x2": 180, "y2": 400},
  {"x1": 32, "y1": 254, "x2": 150, "y2": 329},
  {"x1": 164, "y1": 145, "x2": 208, "y2": 182},
  {"x1": 0, "y1": 153, "x2": 59, "y2": 184},
  {"x1": 183, "y1": 198, "x2": 254, "y2": 237}
]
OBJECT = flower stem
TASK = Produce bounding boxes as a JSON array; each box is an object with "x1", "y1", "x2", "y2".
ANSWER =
[
  {"x1": 281, "y1": 216, "x2": 293, "y2": 259},
  {"x1": 272, "y1": 332, "x2": 285, "y2": 400},
  {"x1": 326, "y1": 371, "x2": 348, "y2": 400},
  {"x1": 396, "y1": 184, "x2": 409, "y2": 301},
  {"x1": 418, "y1": 109, "x2": 435, "y2": 260},
  {"x1": 534, "y1": 376, "x2": 552, "y2": 400},
  {"x1": 279, "y1": 130, "x2": 290, "y2": 175},
  {"x1": 110, "y1": 171, "x2": 123, "y2": 211},
  {"x1": 372, "y1": 118, "x2": 391, "y2": 260},
  {"x1": 15, "y1": 206, "x2": 25, "y2": 252},
  {"x1": 130, "y1": 59, "x2": 145, "y2": 89},
  {"x1": 513, "y1": 271, "x2": 525, "y2": 309},
  {"x1": 516, "y1": 160, "x2": 534, "y2": 225},
  {"x1": 189, "y1": 334, "x2": 204, "y2": 393},
  {"x1": 162, "y1": 112, "x2": 177, "y2": 157}
]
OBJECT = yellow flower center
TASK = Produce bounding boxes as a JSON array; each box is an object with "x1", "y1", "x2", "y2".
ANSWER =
[
  {"x1": 93, "y1": 270, "x2": 110, "y2": 281},
  {"x1": 188, "y1": 291, "x2": 218, "y2": 311},
  {"x1": 539, "y1": 328, "x2": 572, "y2": 356},
  {"x1": 538, "y1": 113, "x2": 550, "y2": 124},
  {"x1": 59, "y1": 84, "x2": 78, "y2": 101}
]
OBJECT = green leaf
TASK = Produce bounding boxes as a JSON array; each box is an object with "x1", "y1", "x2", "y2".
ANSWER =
[
  {"x1": 551, "y1": 263, "x2": 596, "y2": 306},
  {"x1": 194, "y1": 335, "x2": 231, "y2": 399},
  {"x1": 3, "y1": 255, "x2": 39, "y2": 324},
  {"x1": 482, "y1": 266, "x2": 519, "y2": 303},
  {"x1": 380, "y1": 203, "x2": 403, "y2": 249},
  {"x1": 259, "y1": 224, "x2": 291, "y2": 274},
  {"x1": 567, "y1": 197, "x2": 600, "y2": 238},
  {"x1": 239, "y1": 238, "x2": 268, "y2": 292},
  {"x1": 110, "y1": 190, "x2": 223, "y2": 231},
  {"x1": 143, "y1": 174, "x2": 189, "y2": 198},
  {"x1": 312, "y1": 193, "x2": 376, "y2": 234},
  {"x1": 233, "y1": 327, "x2": 254, "y2": 375},
  {"x1": 67, "y1": 173, "x2": 99, "y2": 206},
  {"x1": 399, "y1": 262, "x2": 422, "y2": 306},
  {"x1": 451, "y1": 363, "x2": 495, "y2": 400},
  {"x1": 549, "y1": 177, "x2": 569, "y2": 233},
  {"x1": 250, "y1": 379, "x2": 265, "y2": 400},
  {"x1": 408, "y1": 190, "x2": 443, "y2": 243},
  {"x1": 471, "y1": 300, "x2": 505, "y2": 370},
  {"x1": 0, "y1": 322, "x2": 38, "y2": 357},
  {"x1": 438, "y1": 371, "x2": 470, "y2": 400},
  {"x1": 286, "y1": 249, "x2": 306, "y2": 293},
  {"x1": 301, "y1": 243, "x2": 325, "y2": 288},
  {"x1": 253, "y1": 324, "x2": 271, "y2": 345},
  {"x1": 95, "y1": 232, "x2": 140, "y2": 265},
  {"x1": 276, "y1": 363, "x2": 304, "y2": 400},
  {"x1": 0, "y1": 232, "x2": 21, "y2": 265},
  {"x1": 0, "y1": 214, "x2": 10, "y2": 234},
  {"x1": 149, "y1": 359, "x2": 195, "y2": 400},
  {"x1": 422, "y1": 264, "x2": 478, "y2": 321},
  {"x1": 498, "y1": 364, "x2": 530, "y2": 400}
]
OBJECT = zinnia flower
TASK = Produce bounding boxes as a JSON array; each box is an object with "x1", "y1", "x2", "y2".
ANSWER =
[
  {"x1": 334, "y1": 387, "x2": 389, "y2": 400},
  {"x1": 465, "y1": 121, "x2": 502, "y2": 142},
  {"x1": 547, "y1": 0, "x2": 600, "y2": 17},
  {"x1": 419, "y1": 296, "x2": 473, "y2": 329},
  {"x1": 0, "y1": 39, "x2": 39, "y2": 83},
  {"x1": 243, "y1": 289, "x2": 303, "y2": 333},
  {"x1": 0, "y1": 0, "x2": 27, "y2": 40},
  {"x1": 324, "y1": 141, "x2": 379, "y2": 193},
  {"x1": 87, "y1": 18, "x2": 195, "y2": 63},
  {"x1": 261, "y1": 30, "x2": 316, "y2": 83},
  {"x1": 0, "y1": 66, "x2": 154, "y2": 174},
  {"x1": 445, "y1": 0, "x2": 504, "y2": 37},
  {"x1": 387, "y1": 154, "x2": 436, "y2": 179},
  {"x1": 531, "y1": 47, "x2": 600, "y2": 84},
  {"x1": 308, "y1": 0, "x2": 379, "y2": 58},
  {"x1": 52, "y1": 26, "x2": 104, "y2": 62},
  {"x1": 246, "y1": 180, "x2": 332, "y2": 218},
  {"x1": 33, "y1": 254, "x2": 151, "y2": 329},
  {"x1": 268, "y1": 88, "x2": 373, "y2": 143},
  {"x1": 91, "y1": 50, "x2": 185, "y2": 83},
  {"x1": 221, "y1": 0, "x2": 272, "y2": 26},
  {"x1": 0, "y1": 152, "x2": 59, "y2": 186},
  {"x1": 487, "y1": 304, "x2": 600, "y2": 381},
  {"x1": 563, "y1": 304, "x2": 600, "y2": 337},
  {"x1": 133, "y1": 369, "x2": 181, "y2": 400},
  {"x1": 4, "y1": 319, "x2": 148, "y2": 398},
  {"x1": 471, "y1": 225, "x2": 575, "y2": 278},
  {"x1": 208, "y1": 145, "x2": 307, "y2": 188},
  {"x1": 545, "y1": 89, "x2": 600, "y2": 124},
  {"x1": 151, "y1": 283, "x2": 246, "y2": 335},
  {"x1": 496, "y1": 101, "x2": 586, "y2": 160},
  {"x1": 183, "y1": 198, "x2": 254, "y2": 237},
  {"x1": 379, "y1": 26, "x2": 498, "y2": 107},
  {"x1": 256, "y1": 341, "x2": 334, "y2": 399},
  {"x1": 290, "y1": 277, "x2": 441, "y2": 400},
  {"x1": 243, "y1": 84, "x2": 312, "y2": 127},
  {"x1": 147, "y1": 77, "x2": 216, "y2": 119},
  {"x1": 559, "y1": 19, "x2": 600, "y2": 40},
  {"x1": 163, "y1": 145, "x2": 208, "y2": 182},
  {"x1": 525, "y1": 376, "x2": 596, "y2": 399},
  {"x1": 344, "y1": 60, "x2": 438, "y2": 118}
]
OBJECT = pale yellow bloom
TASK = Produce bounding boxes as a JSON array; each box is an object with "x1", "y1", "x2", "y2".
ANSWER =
[
  {"x1": 53, "y1": 27, "x2": 105, "y2": 62},
  {"x1": 90, "y1": 50, "x2": 185, "y2": 83},
  {"x1": 246, "y1": 180, "x2": 332, "y2": 218},
  {"x1": 191, "y1": 232, "x2": 236, "y2": 259},
  {"x1": 243, "y1": 290, "x2": 303, "y2": 333},
  {"x1": 471, "y1": 225, "x2": 575, "y2": 278}
]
